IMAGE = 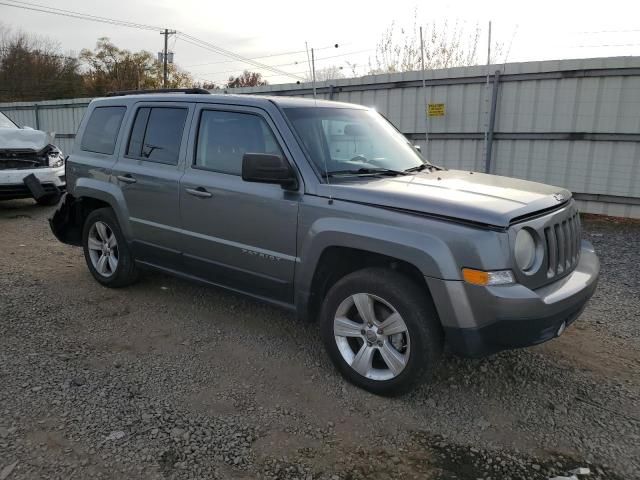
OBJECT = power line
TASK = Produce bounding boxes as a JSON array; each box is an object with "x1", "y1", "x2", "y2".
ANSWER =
[
  {"x1": 197, "y1": 48, "x2": 373, "y2": 78},
  {"x1": 184, "y1": 44, "x2": 344, "y2": 68},
  {"x1": 573, "y1": 28, "x2": 640, "y2": 34},
  {"x1": 0, "y1": 0, "x2": 162, "y2": 31},
  {"x1": 570, "y1": 43, "x2": 640, "y2": 48},
  {"x1": 1, "y1": 0, "x2": 304, "y2": 81},
  {"x1": 177, "y1": 34, "x2": 304, "y2": 81}
]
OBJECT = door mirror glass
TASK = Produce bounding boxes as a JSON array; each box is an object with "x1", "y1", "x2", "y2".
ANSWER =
[{"x1": 242, "y1": 153, "x2": 297, "y2": 189}]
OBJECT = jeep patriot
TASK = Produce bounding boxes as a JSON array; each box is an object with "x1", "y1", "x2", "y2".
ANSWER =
[{"x1": 50, "y1": 89, "x2": 600, "y2": 395}]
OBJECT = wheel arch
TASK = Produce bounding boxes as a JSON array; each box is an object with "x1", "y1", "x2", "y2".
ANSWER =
[
  {"x1": 295, "y1": 220, "x2": 457, "y2": 322},
  {"x1": 74, "y1": 178, "x2": 131, "y2": 236},
  {"x1": 50, "y1": 179, "x2": 130, "y2": 246}
]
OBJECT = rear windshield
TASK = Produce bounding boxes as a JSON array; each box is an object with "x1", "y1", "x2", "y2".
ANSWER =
[
  {"x1": 81, "y1": 106, "x2": 126, "y2": 155},
  {"x1": 0, "y1": 111, "x2": 17, "y2": 129}
]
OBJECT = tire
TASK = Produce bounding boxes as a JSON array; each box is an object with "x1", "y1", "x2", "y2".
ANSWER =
[
  {"x1": 320, "y1": 267, "x2": 443, "y2": 396},
  {"x1": 36, "y1": 192, "x2": 61, "y2": 206},
  {"x1": 82, "y1": 208, "x2": 138, "y2": 288}
]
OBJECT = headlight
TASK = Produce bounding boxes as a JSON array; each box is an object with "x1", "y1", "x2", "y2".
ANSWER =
[
  {"x1": 47, "y1": 146, "x2": 65, "y2": 168},
  {"x1": 514, "y1": 229, "x2": 536, "y2": 271}
]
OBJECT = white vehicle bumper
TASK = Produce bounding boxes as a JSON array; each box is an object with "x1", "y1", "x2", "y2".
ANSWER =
[{"x1": 0, "y1": 165, "x2": 65, "y2": 200}]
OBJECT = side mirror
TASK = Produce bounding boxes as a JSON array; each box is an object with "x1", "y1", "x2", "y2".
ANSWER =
[
  {"x1": 414, "y1": 145, "x2": 421, "y2": 152},
  {"x1": 242, "y1": 153, "x2": 297, "y2": 190}
]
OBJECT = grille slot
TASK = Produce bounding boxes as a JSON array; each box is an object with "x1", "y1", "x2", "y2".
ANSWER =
[{"x1": 544, "y1": 213, "x2": 581, "y2": 279}]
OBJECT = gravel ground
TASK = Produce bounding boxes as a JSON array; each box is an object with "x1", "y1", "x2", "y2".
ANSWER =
[{"x1": 0, "y1": 200, "x2": 638, "y2": 480}]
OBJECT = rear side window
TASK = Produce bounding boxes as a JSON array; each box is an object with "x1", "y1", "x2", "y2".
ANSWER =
[
  {"x1": 81, "y1": 106, "x2": 126, "y2": 155},
  {"x1": 194, "y1": 110, "x2": 283, "y2": 175},
  {"x1": 127, "y1": 107, "x2": 188, "y2": 165}
]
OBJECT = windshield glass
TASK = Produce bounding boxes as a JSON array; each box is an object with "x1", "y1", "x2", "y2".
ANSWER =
[
  {"x1": 284, "y1": 107, "x2": 424, "y2": 176},
  {"x1": 0, "y1": 111, "x2": 18, "y2": 129}
]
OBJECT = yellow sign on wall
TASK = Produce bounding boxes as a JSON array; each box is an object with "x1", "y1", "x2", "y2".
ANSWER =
[{"x1": 427, "y1": 103, "x2": 446, "y2": 117}]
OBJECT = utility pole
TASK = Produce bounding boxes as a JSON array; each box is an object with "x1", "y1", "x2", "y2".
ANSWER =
[
  {"x1": 160, "y1": 28, "x2": 176, "y2": 88},
  {"x1": 311, "y1": 47, "x2": 316, "y2": 99},
  {"x1": 305, "y1": 41, "x2": 312, "y2": 81}
]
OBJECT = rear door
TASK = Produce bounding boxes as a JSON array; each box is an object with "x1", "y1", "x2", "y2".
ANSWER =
[
  {"x1": 179, "y1": 104, "x2": 300, "y2": 304},
  {"x1": 112, "y1": 102, "x2": 193, "y2": 269}
]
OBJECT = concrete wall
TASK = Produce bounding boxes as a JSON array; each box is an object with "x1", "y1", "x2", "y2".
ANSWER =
[{"x1": 2, "y1": 57, "x2": 639, "y2": 217}]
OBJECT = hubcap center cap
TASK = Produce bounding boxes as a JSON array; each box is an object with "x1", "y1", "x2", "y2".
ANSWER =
[{"x1": 365, "y1": 330, "x2": 377, "y2": 343}]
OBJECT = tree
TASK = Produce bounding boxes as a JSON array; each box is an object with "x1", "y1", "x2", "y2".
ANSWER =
[
  {"x1": 192, "y1": 81, "x2": 218, "y2": 90},
  {"x1": 369, "y1": 13, "x2": 505, "y2": 74},
  {"x1": 0, "y1": 25, "x2": 84, "y2": 102},
  {"x1": 80, "y1": 37, "x2": 193, "y2": 96},
  {"x1": 226, "y1": 70, "x2": 267, "y2": 88},
  {"x1": 305, "y1": 65, "x2": 345, "y2": 82}
]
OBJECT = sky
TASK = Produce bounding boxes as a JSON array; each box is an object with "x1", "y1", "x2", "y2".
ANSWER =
[{"x1": 1, "y1": 0, "x2": 640, "y2": 86}]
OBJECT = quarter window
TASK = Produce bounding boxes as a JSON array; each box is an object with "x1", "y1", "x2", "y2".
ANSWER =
[
  {"x1": 127, "y1": 107, "x2": 188, "y2": 165},
  {"x1": 81, "y1": 106, "x2": 126, "y2": 155},
  {"x1": 195, "y1": 110, "x2": 283, "y2": 175}
]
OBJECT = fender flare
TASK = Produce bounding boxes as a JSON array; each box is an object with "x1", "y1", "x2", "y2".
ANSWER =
[
  {"x1": 74, "y1": 178, "x2": 132, "y2": 238},
  {"x1": 294, "y1": 217, "x2": 460, "y2": 316}
]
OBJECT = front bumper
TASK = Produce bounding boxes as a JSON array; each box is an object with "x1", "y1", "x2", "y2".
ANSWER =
[
  {"x1": 0, "y1": 165, "x2": 66, "y2": 200},
  {"x1": 427, "y1": 240, "x2": 600, "y2": 357}
]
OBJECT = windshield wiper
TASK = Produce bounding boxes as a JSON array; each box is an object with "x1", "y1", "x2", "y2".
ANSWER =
[
  {"x1": 325, "y1": 167, "x2": 408, "y2": 178},
  {"x1": 404, "y1": 163, "x2": 440, "y2": 173}
]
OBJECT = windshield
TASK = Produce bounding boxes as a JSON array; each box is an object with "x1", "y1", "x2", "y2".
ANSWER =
[
  {"x1": 0, "y1": 111, "x2": 18, "y2": 129},
  {"x1": 284, "y1": 107, "x2": 425, "y2": 177}
]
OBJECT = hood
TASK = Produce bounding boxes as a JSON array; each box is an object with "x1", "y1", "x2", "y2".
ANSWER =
[
  {"x1": 319, "y1": 169, "x2": 571, "y2": 228},
  {"x1": 0, "y1": 127, "x2": 55, "y2": 151}
]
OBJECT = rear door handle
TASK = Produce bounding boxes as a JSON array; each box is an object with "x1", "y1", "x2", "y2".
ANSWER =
[
  {"x1": 116, "y1": 174, "x2": 137, "y2": 184},
  {"x1": 185, "y1": 187, "x2": 213, "y2": 198}
]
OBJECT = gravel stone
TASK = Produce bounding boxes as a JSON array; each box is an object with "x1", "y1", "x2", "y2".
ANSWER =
[{"x1": 0, "y1": 202, "x2": 638, "y2": 479}]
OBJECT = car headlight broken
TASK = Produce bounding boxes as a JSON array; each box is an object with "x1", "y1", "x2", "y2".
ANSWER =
[{"x1": 47, "y1": 146, "x2": 65, "y2": 168}]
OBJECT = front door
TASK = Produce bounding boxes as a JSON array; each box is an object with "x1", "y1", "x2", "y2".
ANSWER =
[
  {"x1": 179, "y1": 105, "x2": 300, "y2": 304},
  {"x1": 112, "y1": 102, "x2": 193, "y2": 269}
]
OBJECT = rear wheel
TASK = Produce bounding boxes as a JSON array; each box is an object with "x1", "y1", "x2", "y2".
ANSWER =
[
  {"x1": 82, "y1": 208, "x2": 138, "y2": 287},
  {"x1": 320, "y1": 267, "x2": 443, "y2": 396}
]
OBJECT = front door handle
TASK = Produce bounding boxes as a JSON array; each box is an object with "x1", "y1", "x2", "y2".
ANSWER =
[
  {"x1": 116, "y1": 174, "x2": 137, "y2": 184},
  {"x1": 186, "y1": 187, "x2": 213, "y2": 198}
]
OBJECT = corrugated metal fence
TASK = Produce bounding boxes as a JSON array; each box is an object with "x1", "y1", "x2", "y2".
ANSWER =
[{"x1": 2, "y1": 57, "x2": 639, "y2": 218}]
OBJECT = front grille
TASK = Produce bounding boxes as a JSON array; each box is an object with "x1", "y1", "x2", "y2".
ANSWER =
[{"x1": 543, "y1": 212, "x2": 581, "y2": 279}]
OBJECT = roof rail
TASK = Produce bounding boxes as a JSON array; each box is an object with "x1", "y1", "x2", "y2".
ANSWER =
[{"x1": 105, "y1": 88, "x2": 212, "y2": 97}]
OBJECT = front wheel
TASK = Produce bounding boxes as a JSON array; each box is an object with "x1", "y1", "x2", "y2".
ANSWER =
[
  {"x1": 320, "y1": 268, "x2": 443, "y2": 396},
  {"x1": 82, "y1": 208, "x2": 138, "y2": 288}
]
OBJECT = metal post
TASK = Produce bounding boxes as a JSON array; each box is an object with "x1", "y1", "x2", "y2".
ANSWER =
[
  {"x1": 487, "y1": 21, "x2": 492, "y2": 65},
  {"x1": 311, "y1": 48, "x2": 317, "y2": 99},
  {"x1": 483, "y1": 21, "x2": 492, "y2": 171},
  {"x1": 420, "y1": 26, "x2": 428, "y2": 150},
  {"x1": 33, "y1": 103, "x2": 40, "y2": 130},
  {"x1": 485, "y1": 70, "x2": 501, "y2": 174}
]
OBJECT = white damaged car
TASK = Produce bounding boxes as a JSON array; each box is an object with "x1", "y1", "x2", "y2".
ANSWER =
[{"x1": 0, "y1": 110, "x2": 65, "y2": 205}]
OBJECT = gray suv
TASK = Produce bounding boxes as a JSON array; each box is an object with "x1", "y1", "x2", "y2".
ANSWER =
[{"x1": 50, "y1": 89, "x2": 600, "y2": 395}]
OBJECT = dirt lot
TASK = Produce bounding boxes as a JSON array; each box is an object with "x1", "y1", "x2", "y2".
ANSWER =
[{"x1": 0, "y1": 200, "x2": 638, "y2": 480}]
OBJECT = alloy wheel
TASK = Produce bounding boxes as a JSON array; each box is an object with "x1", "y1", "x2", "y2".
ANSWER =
[
  {"x1": 87, "y1": 221, "x2": 119, "y2": 277},
  {"x1": 333, "y1": 293, "x2": 410, "y2": 381}
]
